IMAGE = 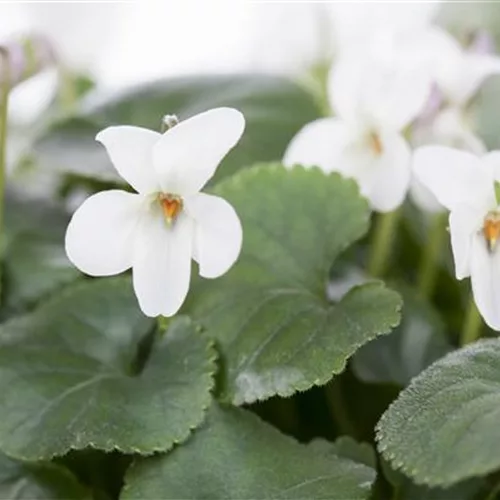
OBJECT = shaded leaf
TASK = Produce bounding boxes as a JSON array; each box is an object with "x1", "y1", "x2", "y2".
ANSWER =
[
  {"x1": 33, "y1": 75, "x2": 321, "y2": 185},
  {"x1": 123, "y1": 404, "x2": 376, "y2": 500}
]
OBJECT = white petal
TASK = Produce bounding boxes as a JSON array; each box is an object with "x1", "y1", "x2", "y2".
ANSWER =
[
  {"x1": 449, "y1": 204, "x2": 484, "y2": 280},
  {"x1": 412, "y1": 145, "x2": 494, "y2": 211},
  {"x1": 364, "y1": 132, "x2": 411, "y2": 212},
  {"x1": 132, "y1": 211, "x2": 193, "y2": 317},
  {"x1": 96, "y1": 126, "x2": 161, "y2": 194},
  {"x1": 184, "y1": 193, "x2": 242, "y2": 278},
  {"x1": 283, "y1": 118, "x2": 351, "y2": 172},
  {"x1": 152, "y1": 108, "x2": 245, "y2": 195},
  {"x1": 65, "y1": 190, "x2": 143, "y2": 276},
  {"x1": 470, "y1": 232, "x2": 500, "y2": 331},
  {"x1": 338, "y1": 130, "x2": 411, "y2": 212},
  {"x1": 482, "y1": 151, "x2": 500, "y2": 183},
  {"x1": 328, "y1": 55, "x2": 431, "y2": 130},
  {"x1": 409, "y1": 178, "x2": 444, "y2": 213}
]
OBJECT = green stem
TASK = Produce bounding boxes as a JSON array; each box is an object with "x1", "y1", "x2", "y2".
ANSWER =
[
  {"x1": 368, "y1": 209, "x2": 401, "y2": 278},
  {"x1": 461, "y1": 297, "x2": 483, "y2": 346},
  {"x1": 0, "y1": 48, "x2": 10, "y2": 302},
  {"x1": 417, "y1": 212, "x2": 447, "y2": 298},
  {"x1": 57, "y1": 65, "x2": 78, "y2": 112},
  {"x1": 325, "y1": 379, "x2": 358, "y2": 438}
]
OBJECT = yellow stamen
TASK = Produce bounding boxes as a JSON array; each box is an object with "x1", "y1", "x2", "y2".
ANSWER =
[
  {"x1": 159, "y1": 194, "x2": 183, "y2": 224},
  {"x1": 369, "y1": 131, "x2": 383, "y2": 156},
  {"x1": 483, "y1": 211, "x2": 500, "y2": 252}
]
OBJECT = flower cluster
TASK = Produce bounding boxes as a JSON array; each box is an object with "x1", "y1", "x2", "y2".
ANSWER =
[{"x1": 282, "y1": 10, "x2": 500, "y2": 330}]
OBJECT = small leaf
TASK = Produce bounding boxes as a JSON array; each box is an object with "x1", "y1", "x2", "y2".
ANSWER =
[
  {"x1": 3, "y1": 190, "x2": 79, "y2": 310},
  {"x1": 0, "y1": 278, "x2": 216, "y2": 460},
  {"x1": 377, "y1": 338, "x2": 500, "y2": 487},
  {"x1": 0, "y1": 452, "x2": 89, "y2": 499},
  {"x1": 122, "y1": 404, "x2": 376, "y2": 500},
  {"x1": 352, "y1": 285, "x2": 451, "y2": 386},
  {"x1": 33, "y1": 75, "x2": 321, "y2": 185},
  {"x1": 184, "y1": 164, "x2": 402, "y2": 404}
]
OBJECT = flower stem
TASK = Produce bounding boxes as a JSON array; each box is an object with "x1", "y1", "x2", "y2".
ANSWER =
[
  {"x1": 325, "y1": 379, "x2": 358, "y2": 438},
  {"x1": 460, "y1": 297, "x2": 482, "y2": 346},
  {"x1": 417, "y1": 212, "x2": 447, "y2": 298},
  {"x1": 0, "y1": 48, "x2": 11, "y2": 302},
  {"x1": 368, "y1": 209, "x2": 401, "y2": 278}
]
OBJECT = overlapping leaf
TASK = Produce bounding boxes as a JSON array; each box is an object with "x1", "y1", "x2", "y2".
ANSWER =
[
  {"x1": 184, "y1": 164, "x2": 402, "y2": 404},
  {"x1": 123, "y1": 404, "x2": 376, "y2": 500},
  {"x1": 0, "y1": 278, "x2": 216, "y2": 460}
]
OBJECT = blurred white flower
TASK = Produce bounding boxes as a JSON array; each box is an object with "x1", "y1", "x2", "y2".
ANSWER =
[
  {"x1": 284, "y1": 55, "x2": 431, "y2": 212},
  {"x1": 65, "y1": 108, "x2": 245, "y2": 318},
  {"x1": 414, "y1": 145, "x2": 500, "y2": 330}
]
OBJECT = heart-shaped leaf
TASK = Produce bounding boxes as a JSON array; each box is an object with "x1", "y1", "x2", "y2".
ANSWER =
[
  {"x1": 377, "y1": 339, "x2": 500, "y2": 487},
  {"x1": 122, "y1": 404, "x2": 376, "y2": 500},
  {"x1": 0, "y1": 278, "x2": 216, "y2": 460},
  {"x1": 33, "y1": 75, "x2": 321, "y2": 185},
  {"x1": 184, "y1": 164, "x2": 402, "y2": 404}
]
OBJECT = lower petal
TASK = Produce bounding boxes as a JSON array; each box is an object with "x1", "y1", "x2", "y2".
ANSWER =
[
  {"x1": 470, "y1": 233, "x2": 500, "y2": 331},
  {"x1": 449, "y1": 205, "x2": 483, "y2": 280},
  {"x1": 132, "y1": 212, "x2": 193, "y2": 317},
  {"x1": 65, "y1": 190, "x2": 143, "y2": 276},
  {"x1": 283, "y1": 118, "x2": 351, "y2": 172},
  {"x1": 184, "y1": 193, "x2": 242, "y2": 278},
  {"x1": 365, "y1": 132, "x2": 411, "y2": 213}
]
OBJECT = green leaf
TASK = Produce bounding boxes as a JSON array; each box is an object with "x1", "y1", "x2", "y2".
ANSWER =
[
  {"x1": 3, "y1": 190, "x2": 79, "y2": 311},
  {"x1": 122, "y1": 404, "x2": 376, "y2": 500},
  {"x1": 33, "y1": 75, "x2": 321, "y2": 185},
  {"x1": 184, "y1": 164, "x2": 402, "y2": 404},
  {"x1": 0, "y1": 452, "x2": 89, "y2": 499},
  {"x1": 352, "y1": 285, "x2": 451, "y2": 386},
  {"x1": 376, "y1": 338, "x2": 500, "y2": 487},
  {"x1": 0, "y1": 278, "x2": 216, "y2": 460}
]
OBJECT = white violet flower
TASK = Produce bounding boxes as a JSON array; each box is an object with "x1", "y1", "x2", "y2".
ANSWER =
[
  {"x1": 284, "y1": 54, "x2": 431, "y2": 212},
  {"x1": 65, "y1": 108, "x2": 245, "y2": 317},
  {"x1": 413, "y1": 145, "x2": 500, "y2": 330}
]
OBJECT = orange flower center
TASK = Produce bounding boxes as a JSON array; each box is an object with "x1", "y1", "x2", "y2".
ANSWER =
[
  {"x1": 159, "y1": 194, "x2": 183, "y2": 224},
  {"x1": 483, "y1": 211, "x2": 500, "y2": 252},
  {"x1": 369, "y1": 131, "x2": 383, "y2": 156}
]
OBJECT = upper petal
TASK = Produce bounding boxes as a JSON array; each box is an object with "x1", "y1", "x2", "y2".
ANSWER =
[
  {"x1": 449, "y1": 204, "x2": 484, "y2": 280},
  {"x1": 283, "y1": 118, "x2": 351, "y2": 172},
  {"x1": 412, "y1": 145, "x2": 495, "y2": 212},
  {"x1": 132, "y1": 210, "x2": 193, "y2": 317},
  {"x1": 470, "y1": 233, "x2": 500, "y2": 331},
  {"x1": 96, "y1": 126, "x2": 161, "y2": 194},
  {"x1": 328, "y1": 55, "x2": 431, "y2": 130},
  {"x1": 152, "y1": 108, "x2": 245, "y2": 196},
  {"x1": 65, "y1": 190, "x2": 143, "y2": 276},
  {"x1": 184, "y1": 193, "x2": 242, "y2": 279}
]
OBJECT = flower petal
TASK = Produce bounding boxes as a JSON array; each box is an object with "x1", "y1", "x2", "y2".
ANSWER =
[
  {"x1": 152, "y1": 107, "x2": 245, "y2": 195},
  {"x1": 409, "y1": 178, "x2": 444, "y2": 213},
  {"x1": 470, "y1": 232, "x2": 500, "y2": 331},
  {"x1": 132, "y1": 211, "x2": 193, "y2": 317},
  {"x1": 65, "y1": 190, "x2": 143, "y2": 276},
  {"x1": 449, "y1": 204, "x2": 484, "y2": 280},
  {"x1": 96, "y1": 126, "x2": 161, "y2": 194},
  {"x1": 412, "y1": 145, "x2": 494, "y2": 211},
  {"x1": 184, "y1": 193, "x2": 242, "y2": 278},
  {"x1": 283, "y1": 118, "x2": 351, "y2": 172},
  {"x1": 328, "y1": 55, "x2": 431, "y2": 130},
  {"x1": 338, "y1": 130, "x2": 411, "y2": 212}
]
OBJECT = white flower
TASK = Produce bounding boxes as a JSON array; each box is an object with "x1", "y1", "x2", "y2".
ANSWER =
[
  {"x1": 413, "y1": 145, "x2": 500, "y2": 330},
  {"x1": 65, "y1": 108, "x2": 245, "y2": 318},
  {"x1": 284, "y1": 55, "x2": 431, "y2": 212}
]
